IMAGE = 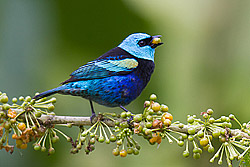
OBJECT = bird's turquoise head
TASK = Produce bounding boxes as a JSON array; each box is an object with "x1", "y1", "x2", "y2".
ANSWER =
[{"x1": 118, "y1": 33, "x2": 163, "y2": 62}]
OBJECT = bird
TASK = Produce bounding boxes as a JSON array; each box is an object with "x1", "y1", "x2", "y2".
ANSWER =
[{"x1": 33, "y1": 33, "x2": 163, "y2": 120}]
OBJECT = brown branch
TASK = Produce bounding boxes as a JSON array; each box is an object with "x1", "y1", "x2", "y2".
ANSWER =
[
  {"x1": 2, "y1": 108, "x2": 250, "y2": 139},
  {"x1": 38, "y1": 114, "x2": 250, "y2": 139},
  {"x1": 38, "y1": 114, "x2": 116, "y2": 127}
]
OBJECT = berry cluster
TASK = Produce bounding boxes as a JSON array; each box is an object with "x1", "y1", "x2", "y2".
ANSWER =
[
  {"x1": 1, "y1": 90, "x2": 250, "y2": 167},
  {"x1": 175, "y1": 109, "x2": 250, "y2": 167},
  {"x1": 112, "y1": 118, "x2": 140, "y2": 157},
  {"x1": 132, "y1": 94, "x2": 173, "y2": 146},
  {"x1": 61, "y1": 94, "x2": 173, "y2": 157},
  {"x1": 0, "y1": 91, "x2": 58, "y2": 154},
  {"x1": 69, "y1": 114, "x2": 118, "y2": 154}
]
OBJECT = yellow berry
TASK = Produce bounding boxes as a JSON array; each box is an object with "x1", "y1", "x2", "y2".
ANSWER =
[
  {"x1": 161, "y1": 112, "x2": 173, "y2": 121},
  {"x1": 163, "y1": 119, "x2": 171, "y2": 127},
  {"x1": 160, "y1": 104, "x2": 169, "y2": 112},
  {"x1": 17, "y1": 123, "x2": 26, "y2": 131},
  {"x1": 120, "y1": 149, "x2": 127, "y2": 157},
  {"x1": 152, "y1": 102, "x2": 161, "y2": 112},
  {"x1": 12, "y1": 134, "x2": 18, "y2": 139},
  {"x1": 151, "y1": 38, "x2": 161, "y2": 44},
  {"x1": 200, "y1": 137, "x2": 209, "y2": 147},
  {"x1": 112, "y1": 148, "x2": 119, "y2": 156}
]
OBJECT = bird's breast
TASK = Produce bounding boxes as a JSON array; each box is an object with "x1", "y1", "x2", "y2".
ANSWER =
[{"x1": 84, "y1": 73, "x2": 145, "y2": 107}]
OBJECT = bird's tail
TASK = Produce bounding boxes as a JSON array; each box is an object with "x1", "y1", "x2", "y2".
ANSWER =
[{"x1": 33, "y1": 87, "x2": 63, "y2": 100}]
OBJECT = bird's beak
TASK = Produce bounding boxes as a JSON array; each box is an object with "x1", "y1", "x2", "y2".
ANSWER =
[{"x1": 150, "y1": 35, "x2": 163, "y2": 48}]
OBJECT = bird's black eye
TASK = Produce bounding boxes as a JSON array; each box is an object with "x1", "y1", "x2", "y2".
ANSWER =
[
  {"x1": 138, "y1": 37, "x2": 152, "y2": 47},
  {"x1": 138, "y1": 40, "x2": 147, "y2": 47}
]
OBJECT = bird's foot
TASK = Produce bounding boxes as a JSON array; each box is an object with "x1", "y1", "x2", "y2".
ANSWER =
[
  {"x1": 127, "y1": 115, "x2": 134, "y2": 124},
  {"x1": 119, "y1": 105, "x2": 134, "y2": 125},
  {"x1": 90, "y1": 113, "x2": 97, "y2": 124}
]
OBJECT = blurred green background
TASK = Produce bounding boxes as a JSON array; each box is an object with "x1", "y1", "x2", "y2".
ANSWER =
[{"x1": 1, "y1": 0, "x2": 250, "y2": 166}]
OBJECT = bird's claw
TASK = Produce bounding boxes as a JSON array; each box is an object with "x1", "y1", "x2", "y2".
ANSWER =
[
  {"x1": 127, "y1": 115, "x2": 134, "y2": 127},
  {"x1": 90, "y1": 113, "x2": 97, "y2": 124}
]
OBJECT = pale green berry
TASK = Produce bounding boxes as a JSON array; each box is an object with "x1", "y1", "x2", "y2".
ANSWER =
[
  {"x1": 19, "y1": 96, "x2": 24, "y2": 101},
  {"x1": 48, "y1": 104, "x2": 55, "y2": 111},
  {"x1": 150, "y1": 94, "x2": 157, "y2": 101},
  {"x1": 121, "y1": 112, "x2": 127, "y2": 118},
  {"x1": 25, "y1": 96, "x2": 31, "y2": 102},
  {"x1": 187, "y1": 116, "x2": 194, "y2": 124},
  {"x1": 12, "y1": 97, "x2": 17, "y2": 103},
  {"x1": 3, "y1": 104, "x2": 10, "y2": 110},
  {"x1": 0, "y1": 95, "x2": 8, "y2": 103}
]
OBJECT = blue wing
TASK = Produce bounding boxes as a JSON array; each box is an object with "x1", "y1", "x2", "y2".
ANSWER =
[{"x1": 61, "y1": 47, "x2": 138, "y2": 84}]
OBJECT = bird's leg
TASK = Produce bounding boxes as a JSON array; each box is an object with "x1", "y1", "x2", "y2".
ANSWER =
[
  {"x1": 120, "y1": 105, "x2": 133, "y2": 123},
  {"x1": 120, "y1": 105, "x2": 129, "y2": 112},
  {"x1": 89, "y1": 100, "x2": 96, "y2": 123}
]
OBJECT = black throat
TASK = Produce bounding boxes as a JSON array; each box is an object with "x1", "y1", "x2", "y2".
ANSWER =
[{"x1": 134, "y1": 57, "x2": 155, "y2": 84}]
